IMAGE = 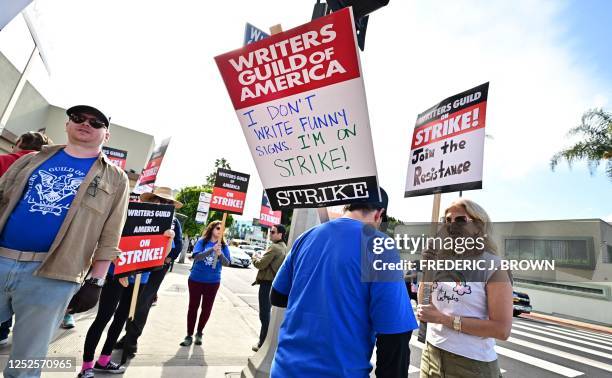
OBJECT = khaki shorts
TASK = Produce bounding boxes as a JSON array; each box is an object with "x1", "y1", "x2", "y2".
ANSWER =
[{"x1": 420, "y1": 342, "x2": 502, "y2": 378}]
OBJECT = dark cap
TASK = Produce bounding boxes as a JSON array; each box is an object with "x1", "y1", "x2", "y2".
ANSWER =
[
  {"x1": 66, "y1": 105, "x2": 109, "y2": 127},
  {"x1": 371, "y1": 187, "x2": 389, "y2": 210}
]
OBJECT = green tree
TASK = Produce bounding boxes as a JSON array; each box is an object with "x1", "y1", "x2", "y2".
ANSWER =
[
  {"x1": 205, "y1": 158, "x2": 231, "y2": 186},
  {"x1": 551, "y1": 108, "x2": 612, "y2": 179},
  {"x1": 176, "y1": 158, "x2": 235, "y2": 237}
]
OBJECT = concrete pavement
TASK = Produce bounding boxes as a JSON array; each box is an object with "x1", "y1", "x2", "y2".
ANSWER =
[{"x1": 0, "y1": 261, "x2": 262, "y2": 378}]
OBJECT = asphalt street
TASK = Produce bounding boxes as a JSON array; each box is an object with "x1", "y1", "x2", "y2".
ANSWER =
[{"x1": 223, "y1": 265, "x2": 612, "y2": 378}]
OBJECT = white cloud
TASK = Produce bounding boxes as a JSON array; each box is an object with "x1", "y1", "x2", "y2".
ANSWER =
[{"x1": 0, "y1": 0, "x2": 609, "y2": 222}]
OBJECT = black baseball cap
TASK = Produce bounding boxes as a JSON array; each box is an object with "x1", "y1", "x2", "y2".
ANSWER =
[
  {"x1": 371, "y1": 187, "x2": 389, "y2": 210},
  {"x1": 66, "y1": 105, "x2": 110, "y2": 127}
]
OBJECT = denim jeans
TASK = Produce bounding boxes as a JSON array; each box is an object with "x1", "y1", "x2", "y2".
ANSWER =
[{"x1": 0, "y1": 256, "x2": 79, "y2": 378}]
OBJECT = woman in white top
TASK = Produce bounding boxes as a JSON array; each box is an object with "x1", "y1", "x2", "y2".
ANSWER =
[{"x1": 417, "y1": 198, "x2": 513, "y2": 378}]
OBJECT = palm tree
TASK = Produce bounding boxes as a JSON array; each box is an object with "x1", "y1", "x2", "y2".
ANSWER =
[{"x1": 551, "y1": 108, "x2": 612, "y2": 179}]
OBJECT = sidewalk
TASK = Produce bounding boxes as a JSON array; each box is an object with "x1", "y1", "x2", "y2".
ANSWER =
[{"x1": 9, "y1": 262, "x2": 261, "y2": 378}]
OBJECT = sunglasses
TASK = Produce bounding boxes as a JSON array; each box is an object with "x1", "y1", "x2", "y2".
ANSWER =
[
  {"x1": 445, "y1": 215, "x2": 470, "y2": 224},
  {"x1": 269, "y1": 230, "x2": 277, "y2": 234},
  {"x1": 215, "y1": 226, "x2": 221, "y2": 230},
  {"x1": 69, "y1": 113, "x2": 107, "y2": 129}
]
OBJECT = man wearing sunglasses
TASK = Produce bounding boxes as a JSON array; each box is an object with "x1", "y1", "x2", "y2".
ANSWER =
[{"x1": 0, "y1": 105, "x2": 130, "y2": 377}]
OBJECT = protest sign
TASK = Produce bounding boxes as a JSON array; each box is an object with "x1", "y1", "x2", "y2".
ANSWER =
[
  {"x1": 134, "y1": 137, "x2": 171, "y2": 194},
  {"x1": 114, "y1": 202, "x2": 175, "y2": 276},
  {"x1": 260, "y1": 191, "x2": 282, "y2": 228},
  {"x1": 215, "y1": 8, "x2": 380, "y2": 210},
  {"x1": 244, "y1": 23, "x2": 269, "y2": 45},
  {"x1": 210, "y1": 168, "x2": 250, "y2": 215},
  {"x1": 404, "y1": 83, "x2": 489, "y2": 198},
  {"x1": 195, "y1": 192, "x2": 212, "y2": 224},
  {"x1": 102, "y1": 146, "x2": 128, "y2": 170}
]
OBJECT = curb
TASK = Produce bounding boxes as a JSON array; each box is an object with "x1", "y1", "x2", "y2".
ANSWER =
[{"x1": 521, "y1": 313, "x2": 612, "y2": 335}]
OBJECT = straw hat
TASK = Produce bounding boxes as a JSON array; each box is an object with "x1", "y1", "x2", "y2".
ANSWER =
[{"x1": 140, "y1": 186, "x2": 183, "y2": 209}]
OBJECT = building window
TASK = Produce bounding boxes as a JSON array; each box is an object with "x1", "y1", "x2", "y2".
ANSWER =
[
  {"x1": 606, "y1": 245, "x2": 612, "y2": 263},
  {"x1": 504, "y1": 238, "x2": 594, "y2": 269}
]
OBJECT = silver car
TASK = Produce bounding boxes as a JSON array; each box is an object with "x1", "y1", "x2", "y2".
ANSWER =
[{"x1": 229, "y1": 246, "x2": 251, "y2": 268}]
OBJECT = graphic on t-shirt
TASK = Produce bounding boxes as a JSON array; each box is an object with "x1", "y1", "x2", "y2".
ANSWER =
[
  {"x1": 25, "y1": 168, "x2": 85, "y2": 216},
  {"x1": 202, "y1": 252, "x2": 215, "y2": 267},
  {"x1": 433, "y1": 272, "x2": 472, "y2": 303}
]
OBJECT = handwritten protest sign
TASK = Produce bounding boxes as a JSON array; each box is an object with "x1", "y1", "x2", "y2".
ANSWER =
[
  {"x1": 102, "y1": 146, "x2": 128, "y2": 170},
  {"x1": 196, "y1": 192, "x2": 212, "y2": 224},
  {"x1": 210, "y1": 168, "x2": 250, "y2": 215},
  {"x1": 215, "y1": 8, "x2": 379, "y2": 210},
  {"x1": 404, "y1": 83, "x2": 489, "y2": 197},
  {"x1": 114, "y1": 202, "x2": 174, "y2": 276},
  {"x1": 260, "y1": 191, "x2": 282, "y2": 228}
]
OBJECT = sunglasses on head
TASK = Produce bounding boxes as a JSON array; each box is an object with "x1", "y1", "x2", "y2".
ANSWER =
[
  {"x1": 445, "y1": 215, "x2": 470, "y2": 224},
  {"x1": 69, "y1": 113, "x2": 107, "y2": 129}
]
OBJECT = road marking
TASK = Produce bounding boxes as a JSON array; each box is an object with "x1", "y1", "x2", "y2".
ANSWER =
[
  {"x1": 508, "y1": 336, "x2": 612, "y2": 373},
  {"x1": 512, "y1": 323, "x2": 612, "y2": 350},
  {"x1": 545, "y1": 325, "x2": 612, "y2": 342},
  {"x1": 512, "y1": 329, "x2": 612, "y2": 359},
  {"x1": 494, "y1": 345, "x2": 583, "y2": 377},
  {"x1": 410, "y1": 338, "x2": 557, "y2": 376},
  {"x1": 515, "y1": 322, "x2": 612, "y2": 347}
]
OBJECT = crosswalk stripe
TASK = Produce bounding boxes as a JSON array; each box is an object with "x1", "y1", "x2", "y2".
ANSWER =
[
  {"x1": 494, "y1": 345, "x2": 583, "y2": 377},
  {"x1": 515, "y1": 322, "x2": 612, "y2": 347},
  {"x1": 508, "y1": 336, "x2": 612, "y2": 373},
  {"x1": 512, "y1": 323, "x2": 612, "y2": 350},
  {"x1": 512, "y1": 329, "x2": 612, "y2": 359},
  {"x1": 544, "y1": 324, "x2": 612, "y2": 342},
  {"x1": 409, "y1": 338, "x2": 580, "y2": 377}
]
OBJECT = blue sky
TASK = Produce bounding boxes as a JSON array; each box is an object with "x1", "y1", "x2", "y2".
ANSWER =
[{"x1": 0, "y1": 0, "x2": 610, "y2": 223}]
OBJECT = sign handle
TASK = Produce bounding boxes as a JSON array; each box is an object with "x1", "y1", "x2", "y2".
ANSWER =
[
  {"x1": 212, "y1": 212, "x2": 228, "y2": 269},
  {"x1": 418, "y1": 192, "x2": 441, "y2": 343},
  {"x1": 128, "y1": 273, "x2": 142, "y2": 321}
]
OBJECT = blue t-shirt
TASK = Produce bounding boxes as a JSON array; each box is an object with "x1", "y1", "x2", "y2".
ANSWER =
[
  {"x1": 189, "y1": 239, "x2": 231, "y2": 283},
  {"x1": 0, "y1": 149, "x2": 97, "y2": 252},
  {"x1": 271, "y1": 218, "x2": 418, "y2": 377}
]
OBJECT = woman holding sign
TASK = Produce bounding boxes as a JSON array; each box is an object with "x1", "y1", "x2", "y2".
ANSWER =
[
  {"x1": 417, "y1": 199, "x2": 512, "y2": 378},
  {"x1": 180, "y1": 220, "x2": 231, "y2": 347}
]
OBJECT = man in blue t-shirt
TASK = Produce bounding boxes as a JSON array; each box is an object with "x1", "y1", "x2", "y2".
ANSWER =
[
  {"x1": 271, "y1": 188, "x2": 418, "y2": 378},
  {"x1": 0, "y1": 105, "x2": 130, "y2": 378}
]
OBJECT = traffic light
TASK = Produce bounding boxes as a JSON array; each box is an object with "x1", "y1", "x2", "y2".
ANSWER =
[{"x1": 324, "y1": 0, "x2": 390, "y2": 50}]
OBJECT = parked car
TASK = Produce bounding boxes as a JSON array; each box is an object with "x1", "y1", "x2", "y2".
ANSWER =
[
  {"x1": 239, "y1": 244, "x2": 264, "y2": 257},
  {"x1": 229, "y1": 246, "x2": 251, "y2": 268},
  {"x1": 513, "y1": 290, "x2": 532, "y2": 316}
]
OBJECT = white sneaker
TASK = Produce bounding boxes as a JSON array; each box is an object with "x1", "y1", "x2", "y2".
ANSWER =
[{"x1": 0, "y1": 337, "x2": 8, "y2": 346}]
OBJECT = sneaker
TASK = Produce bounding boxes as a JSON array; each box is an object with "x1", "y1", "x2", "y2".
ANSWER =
[
  {"x1": 194, "y1": 333, "x2": 202, "y2": 346},
  {"x1": 251, "y1": 344, "x2": 260, "y2": 352},
  {"x1": 93, "y1": 361, "x2": 125, "y2": 374},
  {"x1": 77, "y1": 368, "x2": 94, "y2": 378},
  {"x1": 180, "y1": 335, "x2": 193, "y2": 347},
  {"x1": 0, "y1": 337, "x2": 8, "y2": 346},
  {"x1": 61, "y1": 314, "x2": 75, "y2": 329}
]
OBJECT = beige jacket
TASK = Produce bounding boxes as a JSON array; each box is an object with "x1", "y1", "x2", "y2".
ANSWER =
[
  {"x1": 252, "y1": 241, "x2": 287, "y2": 284},
  {"x1": 0, "y1": 145, "x2": 129, "y2": 283}
]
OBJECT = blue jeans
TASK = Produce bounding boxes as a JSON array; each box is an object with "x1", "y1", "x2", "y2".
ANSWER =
[{"x1": 0, "y1": 256, "x2": 79, "y2": 378}]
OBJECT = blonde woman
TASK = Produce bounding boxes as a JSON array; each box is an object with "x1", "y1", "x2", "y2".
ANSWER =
[{"x1": 418, "y1": 198, "x2": 512, "y2": 378}]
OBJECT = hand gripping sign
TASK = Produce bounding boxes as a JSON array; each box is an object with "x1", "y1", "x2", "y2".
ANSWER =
[
  {"x1": 114, "y1": 202, "x2": 175, "y2": 276},
  {"x1": 215, "y1": 8, "x2": 380, "y2": 210}
]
